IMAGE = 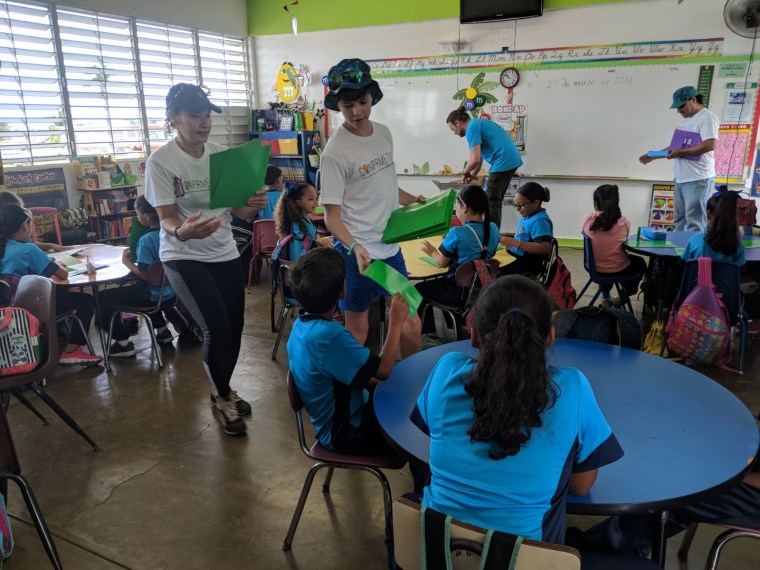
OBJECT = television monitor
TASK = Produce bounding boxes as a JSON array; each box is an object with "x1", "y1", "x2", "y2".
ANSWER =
[{"x1": 460, "y1": 0, "x2": 543, "y2": 24}]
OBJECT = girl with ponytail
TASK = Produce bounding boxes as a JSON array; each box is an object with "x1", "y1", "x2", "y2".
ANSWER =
[
  {"x1": 582, "y1": 184, "x2": 647, "y2": 306},
  {"x1": 413, "y1": 275, "x2": 623, "y2": 543},
  {"x1": 681, "y1": 187, "x2": 744, "y2": 264},
  {"x1": 415, "y1": 185, "x2": 500, "y2": 337},
  {"x1": 500, "y1": 182, "x2": 554, "y2": 277}
]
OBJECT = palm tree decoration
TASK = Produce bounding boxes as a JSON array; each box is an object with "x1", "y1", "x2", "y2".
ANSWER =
[{"x1": 453, "y1": 72, "x2": 499, "y2": 118}]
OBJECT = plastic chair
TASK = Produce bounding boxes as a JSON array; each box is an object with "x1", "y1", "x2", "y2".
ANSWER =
[
  {"x1": 0, "y1": 275, "x2": 98, "y2": 450},
  {"x1": 271, "y1": 260, "x2": 298, "y2": 361},
  {"x1": 247, "y1": 219, "x2": 278, "y2": 291},
  {"x1": 538, "y1": 238, "x2": 559, "y2": 287},
  {"x1": 576, "y1": 232, "x2": 640, "y2": 313},
  {"x1": 420, "y1": 259, "x2": 500, "y2": 340},
  {"x1": 282, "y1": 370, "x2": 405, "y2": 551},
  {"x1": 29, "y1": 207, "x2": 62, "y2": 246},
  {"x1": 662, "y1": 258, "x2": 748, "y2": 374},
  {"x1": 101, "y1": 262, "x2": 189, "y2": 370},
  {"x1": 678, "y1": 521, "x2": 760, "y2": 569},
  {"x1": 393, "y1": 496, "x2": 581, "y2": 570},
  {"x1": 0, "y1": 405, "x2": 62, "y2": 569}
]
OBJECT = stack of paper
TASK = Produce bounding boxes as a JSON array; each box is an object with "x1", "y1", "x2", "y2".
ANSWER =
[
  {"x1": 209, "y1": 140, "x2": 271, "y2": 209},
  {"x1": 362, "y1": 261, "x2": 422, "y2": 315},
  {"x1": 382, "y1": 189, "x2": 457, "y2": 244}
]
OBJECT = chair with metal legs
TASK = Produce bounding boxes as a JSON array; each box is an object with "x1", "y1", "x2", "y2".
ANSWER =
[{"x1": 678, "y1": 521, "x2": 760, "y2": 569}]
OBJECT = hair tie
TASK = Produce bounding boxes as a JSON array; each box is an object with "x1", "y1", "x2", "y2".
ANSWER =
[{"x1": 286, "y1": 186, "x2": 300, "y2": 197}]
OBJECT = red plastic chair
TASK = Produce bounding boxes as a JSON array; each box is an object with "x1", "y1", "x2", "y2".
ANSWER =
[
  {"x1": 29, "y1": 207, "x2": 62, "y2": 246},
  {"x1": 247, "y1": 219, "x2": 278, "y2": 292},
  {"x1": 282, "y1": 370, "x2": 405, "y2": 551}
]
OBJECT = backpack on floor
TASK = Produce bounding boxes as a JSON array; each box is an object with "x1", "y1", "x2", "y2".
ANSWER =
[
  {"x1": 640, "y1": 256, "x2": 679, "y2": 312},
  {"x1": 544, "y1": 256, "x2": 576, "y2": 310},
  {"x1": 554, "y1": 306, "x2": 642, "y2": 350},
  {"x1": 0, "y1": 307, "x2": 41, "y2": 376},
  {"x1": 666, "y1": 257, "x2": 731, "y2": 365},
  {"x1": 270, "y1": 234, "x2": 316, "y2": 332}
]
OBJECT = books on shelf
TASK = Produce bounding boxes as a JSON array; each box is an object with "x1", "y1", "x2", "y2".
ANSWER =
[
  {"x1": 271, "y1": 157, "x2": 306, "y2": 182},
  {"x1": 97, "y1": 219, "x2": 128, "y2": 240}
]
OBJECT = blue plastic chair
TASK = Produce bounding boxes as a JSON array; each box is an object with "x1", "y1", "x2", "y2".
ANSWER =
[{"x1": 576, "y1": 232, "x2": 640, "y2": 313}]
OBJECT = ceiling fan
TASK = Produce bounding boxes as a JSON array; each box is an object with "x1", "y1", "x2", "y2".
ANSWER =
[{"x1": 724, "y1": 0, "x2": 760, "y2": 38}]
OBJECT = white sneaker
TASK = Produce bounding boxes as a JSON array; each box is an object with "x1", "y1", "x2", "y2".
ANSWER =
[{"x1": 212, "y1": 396, "x2": 246, "y2": 435}]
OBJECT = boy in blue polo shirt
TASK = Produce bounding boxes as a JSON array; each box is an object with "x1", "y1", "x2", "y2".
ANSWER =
[
  {"x1": 258, "y1": 165, "x2": 284, "y2": 220},
  {"x1": 287, "y1": 247, "x2": 411, "y2": 453}
]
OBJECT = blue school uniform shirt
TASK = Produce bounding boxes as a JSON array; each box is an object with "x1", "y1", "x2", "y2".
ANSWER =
[
  {"x1": 465, "y1": 118, "x2": 523, "y2": 174},
  {"x1": 287, "y1": 314, "x2": 381, "y2": 450},
  {"x1": 414, "y1": 352, "x2": 623, "y2": 544},
  {"x1": 680, "y1": 233, "x2": 746, "y2": 266},
  {"x1": 0, "y1": 240, "x2": 59, "y2": 277},
  {"x1": 288, "y1": 218, "x2": 317, "y2": 262},
  {"x1": 136, "y1": 229, "x2": 175, "y2": 302},
  {"x1": 510, "y1": 209, "x2": 553, "y2": 257},
  {"x1": 257, "y1": 190, "x2": 282, "y2": 220},
  {"x1": 439, "y1": 220, "x2": 500, "y2": 280}
]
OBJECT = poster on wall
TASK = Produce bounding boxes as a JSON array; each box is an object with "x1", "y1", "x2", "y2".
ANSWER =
[
  {"x1": 751, "y1": 149, "x2": 760, "y2": 198},
  {"x1": 715, "y1": 126, "x2": 750, "y2": 183},
  {"x1": 3, "y1": 167, "x2": 69, "y2": 238}
]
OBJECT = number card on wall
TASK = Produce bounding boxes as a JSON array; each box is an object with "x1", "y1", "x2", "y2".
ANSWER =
[{"x1": 715, "y1": 126, "x2": 750, "y2": 183}]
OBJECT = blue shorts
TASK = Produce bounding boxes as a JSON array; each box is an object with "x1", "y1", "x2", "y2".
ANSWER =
[{"x1": 335, "y1": 242, "x2": 409, "y2": 312}]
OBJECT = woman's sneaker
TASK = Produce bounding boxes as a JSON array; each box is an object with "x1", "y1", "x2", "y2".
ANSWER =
[
  {"x1": 59, "y1": 347, "x2": 103, "y2": 366},
  {"x1": 213, "y1": 396, "x2": 247, "y2": 435},
  {"x1": 210, "y1": 388, "x2": 251, "y2": 416}
]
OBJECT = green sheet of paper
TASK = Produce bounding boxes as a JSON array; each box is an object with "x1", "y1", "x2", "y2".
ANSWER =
[
  {"x1": 628, "y1": 240, "x2": 678, "y2": 249},
  {"x1": 741, "y1": 239, "x2": 760, "y2": 249},
  {"x1": 382, "y1": 189, "x2": 456, "y2": 244},
  {"x1": 673, "y1": 247, "x2": 685, "y2": 257},
  {"x1": 419, "y1": 256, "x2": 440, "y2": 268},
  {"x1": 209, "y1": 139, "x2": 271, "y2": 209},
  {"x1": 129, "y1": 216, "x2": 147, "y2": 257},
  {"x1": 362, "y1": 261, "x2": 422, "y2": 315}
]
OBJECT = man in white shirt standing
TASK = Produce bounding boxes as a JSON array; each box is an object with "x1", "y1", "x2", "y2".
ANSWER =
[{"x1": 639, "y1": 86, "x2": 719, "y2": 231}]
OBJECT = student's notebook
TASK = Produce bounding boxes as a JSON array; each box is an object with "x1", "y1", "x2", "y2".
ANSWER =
[
  {"x1": 669, "y1": 129, "x2": 702, "y2": 162},
  {"x1": 362, "y1": 261, "x2": 422, "y2": 315},
  {"x1": 382, "y1": 189, "x2": 457, "y2": 244},
  {"x1": 209, "y1": 140, "x2": 271, "y2": 208}
]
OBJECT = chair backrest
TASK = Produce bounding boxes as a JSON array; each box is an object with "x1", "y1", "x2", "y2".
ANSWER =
[
  {"x1": 253, "y1": 219, "x2": 278, "y2": 256},
  {"x1": 581, "y1": 232, "x2": 598, "y2": 278},
  {"x1": 0, "y1": 275, "x2": 20, "y2": 308},
  {"x1": 286, "y1": 370, "x2": 314, "y2": 456},
  {"x1": 453, "y1": 259, "x2": 500, "y2": 310},
  {"x1": 278, "y1": 260, "x2": 300, "y2": 307},
  {"x1": 677, "y1": 258, "x2": 743, "y2": 324},
  {"x1": 539, "y1": 238, "x2": 560, "y2": 286},
  {"x1": 28, "y1": 207, "x2": 62, "y2": 246},
  {"x1": 393, "y1": 497, "x2": 581, "y2": 570}
]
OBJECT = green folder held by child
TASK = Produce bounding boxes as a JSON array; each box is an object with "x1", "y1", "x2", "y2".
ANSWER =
[
  {"x1": 382, "y1": 189, "x2": 457, "y2": 244},
  {"x1": 128, "y1": 216, "x2": 147, "y2": 258},
  {"x1": 362, "y1": 261, "x2": 422, "y2": 315}
]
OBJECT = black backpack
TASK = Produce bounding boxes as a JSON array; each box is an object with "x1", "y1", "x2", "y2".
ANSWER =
[
  {"x1": 553, "y1": 306, "x2": 642, "y2": 350},
  {"x1": 640, "y1": 256, "x2": 681, "y2": 313}
]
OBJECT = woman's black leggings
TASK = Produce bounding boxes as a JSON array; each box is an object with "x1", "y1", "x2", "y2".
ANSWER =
[{"x1": 163, "y1": 258, "x2": 244, "y2": 398}]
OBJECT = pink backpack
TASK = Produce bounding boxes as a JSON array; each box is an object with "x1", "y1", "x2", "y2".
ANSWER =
[
  {"x1": 0, "y1": 307, "x2": 41, "y2": 376},
  {"x1": 666, "y1": 257, "x2": 731, "y2": 365}
]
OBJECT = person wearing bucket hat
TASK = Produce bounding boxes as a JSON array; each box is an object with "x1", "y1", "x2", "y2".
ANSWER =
[
  {"x1": 320, "y1": 58, "x2": 422, "y2": 357},
  {"x1": 638, "y1": 86, "x2": 718, "y2": 231},
  {"x1": 144, "y1": 83, "x2": 268, "y2": 436}
]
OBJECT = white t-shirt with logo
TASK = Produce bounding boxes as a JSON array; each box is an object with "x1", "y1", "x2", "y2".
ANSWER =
[
  {"x1": 673, "y1": 107, "x2": 719, "y2": 183},
  {"x1": 320, "y1": 122, "x2": 400, "y2": 260},
  {"x1": 144, "y1": 139, "x2": 238, "y2": 263}
]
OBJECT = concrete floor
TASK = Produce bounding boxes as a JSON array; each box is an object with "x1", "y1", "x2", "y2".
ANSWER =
[{"x1": 3, "y1": 247, "x2": 759, "y2": 569}]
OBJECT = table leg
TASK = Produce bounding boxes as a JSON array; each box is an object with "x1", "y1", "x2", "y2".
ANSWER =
[
  {"x1": 89, "y1": 283, "x2": 111, "y2": 372},
  {"x1": 650, "y1": 511, "x2": 668, "y2": 567}
]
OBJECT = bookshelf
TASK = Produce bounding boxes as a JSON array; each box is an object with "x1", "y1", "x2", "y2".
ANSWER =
[
  {"x1": 250, "y1": 130, "x2": 321, "y2": 186},
  {"x1": 79, "y1": 184, "x2": 138, "y2": 242}
]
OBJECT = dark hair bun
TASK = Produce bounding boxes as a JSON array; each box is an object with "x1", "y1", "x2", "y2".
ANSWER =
[{"x1": 543, "y1": 186, "x2": 550, "y2": 202}]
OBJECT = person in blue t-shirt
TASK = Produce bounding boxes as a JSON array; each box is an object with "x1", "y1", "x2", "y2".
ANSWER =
[
  {"x1": 681, "y1": 189, "x2": 745, "y2": 265},
  {"x1": 274, "y1": 183, "x2": 320, "y2": 262},
  {"x1": 415, "y1": 185, "x2": 499, "y2": 337},
  {"x1": 99, "y1": 196, "x2": 177, "y2": 357},
  {"x1": 411, "y1": 275, "x2": 624, "y2": 545},
  {"x1": 500, "y1": 182, "x2": 554, "y2": 277},
  {"x1": 258, "y1": 165, "x2": 284, "y2": 220},
  {"x1": 447, "y1": 108, "x2": 523, "y2": 228},
  {"x1": 287, "y1": 247, "x2": 411, "y2": 453},
  {"x1": 0, "y1": 204, "x2": 101, "y2": 367}
]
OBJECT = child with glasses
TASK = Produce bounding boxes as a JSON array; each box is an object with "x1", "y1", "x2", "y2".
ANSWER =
[
  {"x1": 500, "y1": 182, "x2": 553, "y2": 277},
  {"x1": 319, "y1": 58, "x2": 422, "y2": 355}
]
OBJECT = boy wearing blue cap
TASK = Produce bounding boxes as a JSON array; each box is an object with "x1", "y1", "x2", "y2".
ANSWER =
[
  {"x1": 319, "y1": 58, "x2": 421, "y2": 356},
  {"x1": 639, "y1": 86, "x2": 718, "y2": 231}
]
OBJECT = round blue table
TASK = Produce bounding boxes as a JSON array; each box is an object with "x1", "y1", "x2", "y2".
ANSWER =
[
  {"x1": 374, "y1": 338, "x2": 759, "y2": 564},
  {"x1": 626, "y1": 231, "x2": 760, "y2": 261}
]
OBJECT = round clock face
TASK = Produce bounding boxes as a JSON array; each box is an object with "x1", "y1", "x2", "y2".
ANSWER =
[{"x1": 500, "y1": 67, "x2": 520, "y2": 88}]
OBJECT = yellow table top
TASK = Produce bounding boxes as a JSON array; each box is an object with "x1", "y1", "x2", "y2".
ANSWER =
[{"x1": 399, "y1": 237, "x2": 514, "y2": 279}]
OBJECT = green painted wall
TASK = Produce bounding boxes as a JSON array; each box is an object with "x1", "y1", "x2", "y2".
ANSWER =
[{"x1": 247, "y1": 0, "x2": 632, "y2": 37}]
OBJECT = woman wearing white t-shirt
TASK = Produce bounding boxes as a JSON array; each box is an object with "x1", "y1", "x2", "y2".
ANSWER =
[{"x1": 144, "y1": 84, "x2": 267, "y2": 436}]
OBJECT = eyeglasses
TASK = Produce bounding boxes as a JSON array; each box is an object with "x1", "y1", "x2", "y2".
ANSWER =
[
  {"x1": 513, "y1": 200, "x2": 534, "y2": 211},
  {"x1": 328, "y1": 69, "x2": 369, "y2": 90}
]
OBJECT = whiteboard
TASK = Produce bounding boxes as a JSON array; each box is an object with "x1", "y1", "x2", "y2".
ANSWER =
[{"x1": 329, "y1": 59, "x2": 754, "y2": 180}]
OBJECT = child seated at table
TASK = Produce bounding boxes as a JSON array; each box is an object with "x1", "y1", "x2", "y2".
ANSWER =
[
  {"x1": 99, "y1": 196, "x2": 176, "y2": 357},
  {"x1": 0, "y1": 203, "x2": 101, "y2": 366},
  {"x1": 681, "y1": 188, "x2": 745, "y2": 265},
  {"x1": 274, "y1": 183, "x2": 321, "y2": 261},
  {"x1": 258, "y1": 165, "x2": 284, "y2": 220},
  {"x1": 287, "y1": 247, "x2": 410, "y2": 453},
  {"x1": 499, "y1": 182, "x2": 553, "y2": 277},
  {"x1": 582, "y1": 184, "x2": 647, "y2": 307},
  {"x1": 415, "y1": 185, "x2": 499, "y2": 338},
  {"x1": 411, "y1": 275, "x2": 623, "y2": 545},
  {"x1": 0, "y1": 191, "x2": 68, "y2": 252}
]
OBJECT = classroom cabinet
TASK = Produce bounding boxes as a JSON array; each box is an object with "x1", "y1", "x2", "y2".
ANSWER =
[{"x1": 79, "y1": 184, "x2": 138, "y2": 242}]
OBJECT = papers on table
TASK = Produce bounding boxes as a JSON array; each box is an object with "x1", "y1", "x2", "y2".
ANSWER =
[
  {"x1": 209, "y1": 140, "x2": 271, "y2": 209},
  {"x1": 362, "y1": 261, "x2": 422, "y2": 315},
  {"x1": 382, "y1": 189, "x2": 457, "y2": 244}
]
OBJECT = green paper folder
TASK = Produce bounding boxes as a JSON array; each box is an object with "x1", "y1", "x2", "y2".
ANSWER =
[
  {"x1": 741, "y1": 239, "x2": 760, "y2": 249},
  {"x1": 673, "y1": 247, "x2": 685, "y2": 257},
  {"x1": 129, "y1": 216, "x2": 147, "y2": 257},
  {"x1": 382, "y1": 189, "x2": 457, "y2": 244},
  {"x1": 362, "y1": 261, "x2": 422, "y2": 315},
  {"x1": 209, "y1": 139, "x2": 271, "y2": 209},
  {"x1": 419, "y1": 256, "x2": 440, "y2": 268}
]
